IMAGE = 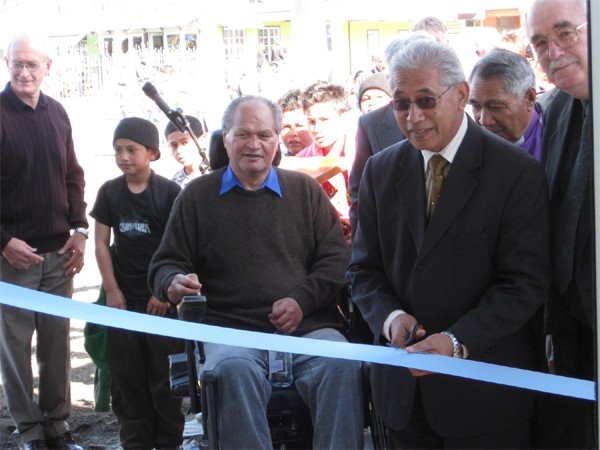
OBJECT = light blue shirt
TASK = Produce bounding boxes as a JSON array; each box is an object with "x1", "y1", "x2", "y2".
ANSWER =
[{"x1": 220, "y1": 165, "x2": 282, "y2": 198}]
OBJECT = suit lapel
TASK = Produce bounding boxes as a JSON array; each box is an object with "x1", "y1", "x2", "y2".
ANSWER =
[
  {"x1": 418, "y1": 120, "x2": 481, "y2": 262},
  {"x1": 543, "y1": 93, "x2": 573, "y2": 194},
  {"x1": 374, "y1": 106, "x2": 401, "y2": 150},
  {"x1": 395, "y1": 146, "x2": 426, "y2": 250}
]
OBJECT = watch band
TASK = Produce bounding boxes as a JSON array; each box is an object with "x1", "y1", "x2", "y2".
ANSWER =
[
  {"x1": 74, "y1": 227, "x2": 89, "y2": 239},
  {"x1": 441, "y1": 331, "x2": 463, "y2": 358}
]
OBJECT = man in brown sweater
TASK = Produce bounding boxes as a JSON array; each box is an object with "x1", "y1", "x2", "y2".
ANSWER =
[{"x1": 149, "y1": 95, "x2": 364, "y2": 449}]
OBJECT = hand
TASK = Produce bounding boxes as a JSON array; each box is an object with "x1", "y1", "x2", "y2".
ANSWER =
[
  {"x1": 167, "y1": 273, "x2": 202, "y2": 305},
  {"x1": 268, "y1": 297, "x2": 303, "y2": 334},
  {"x1": 339, "y1": 217, "x2": 352, "y2": 247},
  {"x1": 147, "y1": 295, "x2": 169, "y2": 316},
  {"x1": 1, "y1": 237, "x2": 44, "y2": 270},
  {"x1": 106, "y1": 288, "x2": 127, "y2": 310},
  {"x1": 58, "y1": 233, "x2": 86, "y2": 277},
  {"x1": 389, "y1": 314, "x2": 426, "y2": 348},
  {"x1": 405, "y1": 333, "x2": 454, "y2": 377}
]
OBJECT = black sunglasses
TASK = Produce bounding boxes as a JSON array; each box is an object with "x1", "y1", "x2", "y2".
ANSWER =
[{"x1": 391, "y1": 85, "x2": 453, "y2": 112}]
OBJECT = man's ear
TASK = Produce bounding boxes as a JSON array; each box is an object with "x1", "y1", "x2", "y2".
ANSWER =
[
  {"x1": 456, "y1": 80, "x2": 471, "y2": 109},
  {"x1": 526, "y1": 87, "x2": 537, "y2": 110}
]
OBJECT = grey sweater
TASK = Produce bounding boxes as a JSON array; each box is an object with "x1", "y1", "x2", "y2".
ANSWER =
[{"x1": 149, "y1": 167, "x2": 350, "y2": 335}]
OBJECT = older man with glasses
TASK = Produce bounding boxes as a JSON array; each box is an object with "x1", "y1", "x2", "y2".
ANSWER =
[
  {"x1": 347, "y1": 34, "x2": 551, "y2": 449},
  {"x1": 0, "y1": 33, "x2": 87, "y2": 450},
  {"x1": 526, "y1": 0, "x2": 596, "y2": 448}
]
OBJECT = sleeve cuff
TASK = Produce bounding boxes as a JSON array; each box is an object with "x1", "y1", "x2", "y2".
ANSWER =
[{"x1": 382, "y1": 309, "x2": 406, "y2": 341}]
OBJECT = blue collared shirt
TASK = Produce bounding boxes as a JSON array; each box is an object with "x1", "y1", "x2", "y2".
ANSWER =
[{"x1": 220, "y1": 165, "x2": 282, "y2": 198}]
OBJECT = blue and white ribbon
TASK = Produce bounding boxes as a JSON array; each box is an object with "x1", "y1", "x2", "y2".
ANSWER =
[{"x1": 0, "y1": 282, "x2": 595, "y2": 401}]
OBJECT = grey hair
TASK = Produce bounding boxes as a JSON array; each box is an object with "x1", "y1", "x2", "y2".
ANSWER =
[
  {"x1": 469, "y1": 48, "x2": 536, "y2": 97},
  {"x1": 412, "y1": 16, "x2": 448, "y2": 36},
  {"x1": 383, "y1": 32, "x2": 435, "y2": 66},
  {"x1": 6, "y1": 33, "x2": 51, "y2": 60},
  {"x1": 388, "y1": 37, "x2": 465, "y2": 88},
  {"x1": 222, "y1": 95, "x2": 283, "y2": 134}
]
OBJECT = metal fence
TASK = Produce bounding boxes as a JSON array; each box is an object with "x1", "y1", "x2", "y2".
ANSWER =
[{"x1": 51, "y1": 47, "x2": 204, "y2": 99}]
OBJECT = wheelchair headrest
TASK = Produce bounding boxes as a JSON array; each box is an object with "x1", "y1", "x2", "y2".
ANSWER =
[{"x1": 208, "y1": 129, "x2": 282, "y2": 171}]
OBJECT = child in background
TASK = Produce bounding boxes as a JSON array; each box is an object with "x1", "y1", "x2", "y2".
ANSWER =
[
  {"x1": 90, "y1": 117, "x2": 184, "y2": 449},
  {"x1": 297, "y1": 81, "x2": 356, "y2": 245},
  {"x1": 165, "y1": 115, "x2": 208, "y2": 188}
]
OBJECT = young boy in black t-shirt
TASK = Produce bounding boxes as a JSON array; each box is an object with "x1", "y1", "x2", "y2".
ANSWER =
[{"x1": 90, "y1": 117, "x2": 184, "y2": 449}]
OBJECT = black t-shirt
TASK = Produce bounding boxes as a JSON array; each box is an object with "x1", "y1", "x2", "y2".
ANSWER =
[{"x1": 90, "y1": 172, "x2": 181, "y2": 304}]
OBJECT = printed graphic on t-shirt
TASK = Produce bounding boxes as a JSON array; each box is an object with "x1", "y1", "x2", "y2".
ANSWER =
[{"x1": 119, "y1": 214, "x2": 151, "y2": 236}]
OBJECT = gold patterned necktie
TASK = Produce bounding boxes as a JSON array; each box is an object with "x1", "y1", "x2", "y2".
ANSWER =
[{"x1": 426, "y1": 154, "x2": 449, "y2": 220}]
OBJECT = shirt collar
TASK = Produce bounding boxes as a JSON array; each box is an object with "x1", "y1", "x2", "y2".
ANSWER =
[
  {"x1": 421, "y1": 113, "x2": 468, "y2": 171},
  {"x1": 3, "y1": 81, "x2": 47, "y2": 112},
  {"x1": 220, "y1": 165, "x2": 282, "y2": 197}
]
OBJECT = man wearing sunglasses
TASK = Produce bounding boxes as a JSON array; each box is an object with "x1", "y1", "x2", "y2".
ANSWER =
[
  {"x1": 348, "y1": 35, "x2": 550, "y2": 448},
  {"x1": 526, "y1": 0, "x2": 596, "y2": 448}
]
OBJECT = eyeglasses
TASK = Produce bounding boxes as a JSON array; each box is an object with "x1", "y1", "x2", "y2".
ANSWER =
[
  {"x1": 8, "y1": 60, "x2": 47, "y2": 73},
  {"x1": 391, "y1": 85, "x2": 453, "y2": 112},
  {"x1": 529, "y1": 22, "x2": 587, "y2": 60}
]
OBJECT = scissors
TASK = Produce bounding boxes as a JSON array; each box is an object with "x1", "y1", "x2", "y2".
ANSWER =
[{"x1": 403, "y1": 322, "x2": 421, "y2": 347}]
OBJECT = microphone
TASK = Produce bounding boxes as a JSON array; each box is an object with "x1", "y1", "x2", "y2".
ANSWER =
[
  {"x1": 142, "y1": 82, "x2": 186, "y2": 132},
  {"x1": 141, "y1": 81, "x2": 212, "y2": 174}
]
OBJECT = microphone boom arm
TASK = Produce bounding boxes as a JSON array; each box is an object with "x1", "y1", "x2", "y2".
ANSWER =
[{"x1": 142, "y1": 82, "x2": 211, "y2": 174}]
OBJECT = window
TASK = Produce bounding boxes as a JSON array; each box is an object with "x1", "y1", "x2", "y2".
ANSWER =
[
  {"x1": 185, "y1": 34, "x2": 197, "y2": 51},
  {"x1": 151, "y1": 35, "x2": 164, "y2": 51},
  {"x1": 132, "y1": 36, "x2": 143, "y2": 51},
  {"x1": 167, "y1": 34, "x2": 180, "y2": 50},
  {"x1": 367, "y1": 29, "x2": 380, "y2": 60},
  {"x1": 223, "y1": 28, "x2": 246, "y2": 61},
  {"x1": 258, "y1": 26, "x2": 280, "y2": 62}
]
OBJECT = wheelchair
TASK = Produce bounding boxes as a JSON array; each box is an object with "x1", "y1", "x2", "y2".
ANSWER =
[
  {"x1": 167, "y1": 130, "x2": 386, "y2": 449},
  {"x1": 170, "y1": 286, "x2": 386, "y2": 450}
]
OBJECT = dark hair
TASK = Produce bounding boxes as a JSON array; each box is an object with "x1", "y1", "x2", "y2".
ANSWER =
[
  {"x1": 278, "y1": 89, "x2": 303, "y2": 112},
  {"x1": 301, "y1": 81, "x2": 349, "y2": 114},
  {"x1": 164, "y1": 115, "x2": 207, "y2": 138}
]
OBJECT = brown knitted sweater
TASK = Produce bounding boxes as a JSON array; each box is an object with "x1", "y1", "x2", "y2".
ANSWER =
[{"x1": 149, "y1": 167, "x2": 349, "y2": 335}]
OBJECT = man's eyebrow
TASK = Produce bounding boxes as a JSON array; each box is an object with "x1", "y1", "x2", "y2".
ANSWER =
[
  {"x1": 531, "y1": 20, "x2": 578, "y2": 41},
  {"x1": 552, "y1": 20, "x2": 578, "y2": 29},
  {"x1": 484, "y1": 99, "x2": 509, "y2": 107},
  {"x1": 393, "y1": 88, "x2": 435, "y2": 97}
]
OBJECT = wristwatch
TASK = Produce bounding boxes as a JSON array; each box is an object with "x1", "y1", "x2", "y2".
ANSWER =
[
  {"x1": 441, "y1": 331, "x2": 463, "y2": 358},
  {"x1": 73, "y1": 227, "x2": 89, "y2": 239}
]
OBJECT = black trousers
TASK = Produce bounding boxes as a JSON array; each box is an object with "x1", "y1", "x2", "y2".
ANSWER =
[
  {"x1": 107, "y1": 319, "x2": 185, "y2": 449},
  {"x1": 385, "y1": 385, "x2": 530, "y2": 449}
]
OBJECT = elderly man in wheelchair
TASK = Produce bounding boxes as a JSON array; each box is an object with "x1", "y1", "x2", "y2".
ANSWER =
[{"x1": 149, "y1": 95, "x2": 364, "y2": 449}]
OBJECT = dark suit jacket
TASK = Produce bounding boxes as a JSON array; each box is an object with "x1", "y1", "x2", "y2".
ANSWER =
[
  {"x1": 348, "y1": 116, "x2": 551, "y2": 437},
  {"x1": 542, "y1": 90, "x2": 594, "y2": 377},
  {"x1": 349, "y1": 103, "x2": 404, "y2": 235}
]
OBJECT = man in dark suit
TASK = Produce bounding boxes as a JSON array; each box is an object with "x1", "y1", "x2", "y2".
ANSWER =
[
  {"x1": 347, "y1": 36, "x2": 551, "y2": 448},
  {"x1": 526, "y1": 0, "x2": 596, "y2": 447}
]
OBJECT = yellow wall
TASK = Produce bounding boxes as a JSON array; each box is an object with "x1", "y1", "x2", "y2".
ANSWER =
[{"x1": 346, "y1": 21, "x2": 412, "y2": 76}]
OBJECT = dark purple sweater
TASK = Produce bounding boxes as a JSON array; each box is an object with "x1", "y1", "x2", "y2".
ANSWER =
[{"x1": 0, "y1": 83, "x2": 87, "y2": 253}]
